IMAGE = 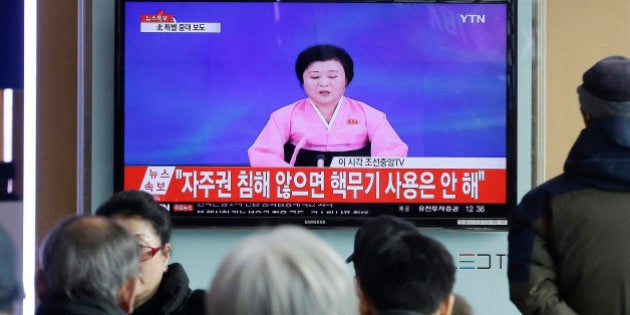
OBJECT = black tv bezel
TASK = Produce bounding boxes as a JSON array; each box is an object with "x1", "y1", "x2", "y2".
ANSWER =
[{"x1": 114, "y1": 0, "x2": 518, "y2": 230}]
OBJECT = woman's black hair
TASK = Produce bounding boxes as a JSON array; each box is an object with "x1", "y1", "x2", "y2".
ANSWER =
[
  {"x1": 295, "y1": 44, "x2": 354, "y2": 86},
  {"x1": 95, "y1": 190, "x2": 172, "y2": 244}
]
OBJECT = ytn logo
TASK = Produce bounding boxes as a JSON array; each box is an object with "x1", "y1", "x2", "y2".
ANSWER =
[{"x1": 459, "y1": 14, "x2": 486, "y2": 24}]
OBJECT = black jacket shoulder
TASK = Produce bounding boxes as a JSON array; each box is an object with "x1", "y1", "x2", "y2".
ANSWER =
[{"x1": 132, "y1": 263, "x2": 206, "y2": 315}]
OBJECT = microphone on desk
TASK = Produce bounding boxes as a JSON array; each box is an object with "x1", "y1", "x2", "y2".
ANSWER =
[{"x1": 316, "y1": 154, "x2": 326, "y2": 168}]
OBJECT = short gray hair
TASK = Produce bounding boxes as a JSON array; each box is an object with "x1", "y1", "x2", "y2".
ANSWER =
[
  {"x1": 206, "y1": 225, "x2": 356, "y2": 315},
  {"x1": 39, "y1": 215, "x2": 139, "y2": 303}
]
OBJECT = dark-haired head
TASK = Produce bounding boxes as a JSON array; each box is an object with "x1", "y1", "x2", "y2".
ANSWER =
[
  {"x1": 295, "y1": 44, "x2": 354, "y2": 86},
  {"x1": 347, "y1": 215, "x2": 417, "y2": 270},
  {"x1": 95, "y1": 190, "x2": 172, "y2": 245},
  {"x1": 95, "y1": 190, "x2": 173, "y2": 309},
  {"x1": 355, "y1": 230, "x2": 455, "y2": 313}
]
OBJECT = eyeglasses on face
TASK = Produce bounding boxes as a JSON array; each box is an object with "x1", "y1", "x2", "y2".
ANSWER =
[{"x1": 139, "y1": 244, "x2": 164, "y2": 262}]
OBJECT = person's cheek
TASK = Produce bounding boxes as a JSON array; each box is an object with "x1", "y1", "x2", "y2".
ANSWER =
[{"x1": 137, "y1": 264, "x2": 148, "y2": 284}]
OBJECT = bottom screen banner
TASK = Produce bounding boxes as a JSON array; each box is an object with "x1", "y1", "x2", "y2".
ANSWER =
[{"x1": 124, "y1": 164, "x2": 509, "y2": 228}]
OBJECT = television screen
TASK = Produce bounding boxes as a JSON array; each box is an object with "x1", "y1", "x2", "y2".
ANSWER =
[{"x1": 115, "y1": 0, "x2": 517, "y2": 228}]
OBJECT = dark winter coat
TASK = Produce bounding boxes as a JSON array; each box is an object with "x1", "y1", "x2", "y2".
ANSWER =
[{"x1": 508, "y1": 117, "x2": 630, "y2": 315}]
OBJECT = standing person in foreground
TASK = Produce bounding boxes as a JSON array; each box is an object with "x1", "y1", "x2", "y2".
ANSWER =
[
  {"x1": 35, "y1": 216, "x2": 139, "y2": 315},
  {"x1": 508, "y1": 55, "x2": 630, "y2": 315},
  {"x1": 96, "y1": 190, "x2": 205, "y2": 315},
  {"x1": 206, "y1": 225, "x2": 357, "y2": 315},
  {"x1": 347, "y1": 215, "x2": 456, "y2": 315},
  {"x1": 0, "y1": 224, "x2": 23, "y2": 315},
  {"x1": 248, "y1": 44, "x2": 408, "y2": 167}
]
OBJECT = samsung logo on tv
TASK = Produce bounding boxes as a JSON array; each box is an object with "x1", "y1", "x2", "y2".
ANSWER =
[{"x1": 304, "y1": 219, "x2": 326, "y2": 225}]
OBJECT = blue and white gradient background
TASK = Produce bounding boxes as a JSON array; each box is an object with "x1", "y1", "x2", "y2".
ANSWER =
[{"x1": 124, "y1": 2, "x2": 508, "y2": 166}]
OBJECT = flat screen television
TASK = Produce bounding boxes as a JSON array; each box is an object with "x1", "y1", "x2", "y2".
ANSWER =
[{"x1": 115, "y1": 0, "x2": 517, "y2": 228}]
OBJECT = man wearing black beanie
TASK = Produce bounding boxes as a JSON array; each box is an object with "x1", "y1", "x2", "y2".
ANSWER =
[{"x1": 508, "y1": 55, "x2": 630, "y2": 315}]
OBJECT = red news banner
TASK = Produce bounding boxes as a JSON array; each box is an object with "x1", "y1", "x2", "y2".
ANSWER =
[{"x1": 124, "y1": 157, "x2": 506, "y2": 204}]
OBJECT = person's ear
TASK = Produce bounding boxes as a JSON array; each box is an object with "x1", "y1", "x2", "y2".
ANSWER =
[
  {"x1": 118, "y1": 278, "x2": 138, "y2": 314},
  {"x1": 162, "y1": 243, "x2": 172, "y2": 260},
  {"x1": 436, "y1": 293, "x2": 455, "y2": 315},
  {"x1": 35, "y1": 269, "x2": 47, "y2": 301}
]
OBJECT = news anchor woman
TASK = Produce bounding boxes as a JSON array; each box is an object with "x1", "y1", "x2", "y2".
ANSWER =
[
  {"x1": 96, "y1": 190, "x2": 205, "y2": 315},
  {"x1": 248, "y1": 44, "x2": 408, "y2": 167}
]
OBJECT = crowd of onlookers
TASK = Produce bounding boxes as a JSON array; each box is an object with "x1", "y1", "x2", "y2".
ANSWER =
[
  {"x1": 1, "y1": 190, "x2": 471, "y2": 315},
  {"x1": 2, "y1": 54, "x2": 630, "y2": 315}
]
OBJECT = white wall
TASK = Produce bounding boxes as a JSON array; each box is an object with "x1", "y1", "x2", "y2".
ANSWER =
[{"x1": 91, "y1": 1, "x2": 533, "y2": 314}]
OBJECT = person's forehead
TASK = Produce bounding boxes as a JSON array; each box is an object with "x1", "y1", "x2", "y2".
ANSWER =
[
  {"x1": 113, "y1": 215, "x2": 159, "y2": 240},
  {"x1": 305, "y1": 60, "x2": 344, "y2": 72}
]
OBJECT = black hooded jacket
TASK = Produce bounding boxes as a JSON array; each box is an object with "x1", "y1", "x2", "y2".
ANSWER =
[
  {"x1": 508, "y1": 117, "x2": 630, "y2": 315},
  {"x1": 132, "y1": 263, "x2": 205, "y2": 315}
]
